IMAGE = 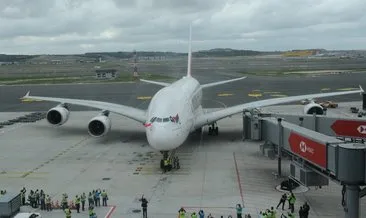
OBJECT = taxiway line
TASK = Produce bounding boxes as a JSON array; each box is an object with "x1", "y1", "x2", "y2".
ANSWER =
[
  {"x1": 233, "y1": 152, "x2": 244, "y2": 206},
  {"x1": 104, "y1": 205, "x2": 117, "y2": 218}
]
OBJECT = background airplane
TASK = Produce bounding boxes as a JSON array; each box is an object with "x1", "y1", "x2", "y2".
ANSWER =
[{"x1": 22, "y1": 27, "x2": 363, "y2": 169}]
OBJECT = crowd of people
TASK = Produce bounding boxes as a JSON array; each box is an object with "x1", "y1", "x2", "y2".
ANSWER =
[{"x1": 17, "y1": 187, "x2": 109, "y2": 217}]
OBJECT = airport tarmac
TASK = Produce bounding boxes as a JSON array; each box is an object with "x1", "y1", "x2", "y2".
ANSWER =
[
  {"x1": 1, "y1": 72, "x2": 366, "y2": 112},
  {"x1": 1, "y1": 102, "x2": 366, "y2": 217}
]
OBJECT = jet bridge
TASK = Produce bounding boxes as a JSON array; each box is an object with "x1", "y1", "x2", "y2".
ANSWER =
[{"x1": 242, "y1": 109, "x2": 366, "y2": 218}]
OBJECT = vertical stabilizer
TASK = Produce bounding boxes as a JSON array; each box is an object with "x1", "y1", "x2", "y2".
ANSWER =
[{"x1": 187, "y1": 24, "x2": 192, "y2": 77}]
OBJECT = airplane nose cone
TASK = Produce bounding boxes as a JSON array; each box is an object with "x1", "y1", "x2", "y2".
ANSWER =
[{"x1": 146, "y1": 125, "x2": 182, "y2": 151}]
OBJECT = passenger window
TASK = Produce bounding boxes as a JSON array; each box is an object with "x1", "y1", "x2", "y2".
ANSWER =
[
  {"x1": 156, "y1": 118, "x2": 162, "y2": 122},
  {"x1": 163, "y1": 118, "x2": 169, "y2": 122}
]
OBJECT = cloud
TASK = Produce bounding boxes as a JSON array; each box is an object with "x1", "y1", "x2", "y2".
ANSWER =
[{"x1": 0, "y1": 0, "x2": 365, "y2": 54}]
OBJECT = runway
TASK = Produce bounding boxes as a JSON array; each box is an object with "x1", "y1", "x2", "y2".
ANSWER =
[{"x1": 1, "y1": 72, "x2": 366, "y2": 112}]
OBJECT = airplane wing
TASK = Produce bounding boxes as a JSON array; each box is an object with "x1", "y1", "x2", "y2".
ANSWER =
[
  {"x1": 21, "y1": 91, "x2": 147, "y2": 123},
  {"x1": 201, "y1": 76, "x2": 247, "y2": 89},
  {"x1": 140, "y1": 79, "x2": 170, "y2": 87},
  {"x1": 195, "y1": 87, "x2": 363, "y2": 128}
]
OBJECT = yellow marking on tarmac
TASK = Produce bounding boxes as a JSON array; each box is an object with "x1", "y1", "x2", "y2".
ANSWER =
[
  {"x1": 20, "y1": 98, "x2": 43, "y2": 102},
  {"x1": 321, "y1": 88, "x2": 331, "y2": 91},
  {"x1": 252, "y1": 89, "x2": 261, "y2": 92},
  {"x1": 337, "y1": 88, "x2": 358, "y2": 91},
  {"x1": 137, "y1": 96, "x2": 152, "y2": 100},
  {"x1": 248, "y1": 93, "x2": 262, "y2": 97},
  {"x1": 217, "y1": 93, "x2": 233, "y2": 97},
  {"x1": 270, "y1": 94, "x2": 288, "y2": 97}
]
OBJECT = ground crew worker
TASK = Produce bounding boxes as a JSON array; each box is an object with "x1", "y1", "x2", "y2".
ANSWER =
[
  {"x1": 236, "y1": 204, "x2": 243, "y2": 218},
  {"x1": 75, "y1": 195, "x2": 81, "y2": 213},
  {"x1": 35, "y1": 190, "x2": 39, "y2": 206},
  {"x1": 88, "y1": 192, "x2": 94, "y2": 207},
  {"x1": 61, "y1": 195, "x2": 68, "y2": 210},
  {"x1": 89, "y1": 206, "x2": 96, "y2": 218},
  {"x1": 140, "y1": 195, "x2": 148, "y2": 218},
  {"x1": 178, "y1": 207, "x2": 186, "y2": 218},
  {"x1": 46, "y1": 195, "x2": 52, "y2": 211},
  {"x1": 198, "y1": 210, "x2": 204, "y2": 218},
  {"x1": 276, "y1": 193, "x2": 287, "y2": 210},
  {"x1": 270, "y1": 206, "x2": 276, "y2": 218},
  {"x1": 191, "y1": 212, "x2": 198, "y2": 218},
  {"x1": 64, "y1": 206, "x2": 72, "y2": 218},
  {"x1": 81, "y1": 193, "x2": 86, "y2": 211},
  {"x1": 40, "y1": 193, "x2": 45, "y2": 210},
  {"x1": 288, "y1": 193, "x2": 296, "y2": 213},
  {"x1": 302, "y1": 202, "x2": 310, "y2": 218},
  {"x1": 95, "y1": 189, "x2": 101, "y2": 207},
  {"x1": 163, "y1": 159, "x2": 169, "y2": 173},
  {"x1": 20, "y1": 189, "x2": 25, "y2": 206},
  {"x1": 101, "y1": 190, "x2": 108, "y2": 206}
]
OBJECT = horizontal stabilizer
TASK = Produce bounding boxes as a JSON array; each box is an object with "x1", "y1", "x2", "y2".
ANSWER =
[
  {"x1": 201, "y1": 76, "x2": 247, "y2": 89},
  {"x1": 140, "y1": 79, "x2": 170, "y2": 87}
]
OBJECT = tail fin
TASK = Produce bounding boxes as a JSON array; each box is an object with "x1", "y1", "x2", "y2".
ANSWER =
[{"x1": 187, "y1": 24, "x2": 192, "y2": 77}]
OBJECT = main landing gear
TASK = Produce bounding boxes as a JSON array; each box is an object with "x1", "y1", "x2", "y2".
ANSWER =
[
  {"x1": 160, "y1": 151, "x2": 180, "y2": 173},
  {"x1": 208, "y1": 122, "x2": 219, "y2": 136}
]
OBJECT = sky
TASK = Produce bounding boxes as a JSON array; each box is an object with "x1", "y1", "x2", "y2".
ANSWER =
[{"x1": 1, "y1": 0, "x2": 366, "y2": 54}]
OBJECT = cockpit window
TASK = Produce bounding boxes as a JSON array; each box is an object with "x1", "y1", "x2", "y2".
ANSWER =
[
  {"x1": 163, "y1": 118, "x2": 170, "y2": 122},
  {"x1": 156, "y1": 118, "x2": 162, "y2": 122},
  {"x1": 150, "y1": 117, "x2": 157, "y2": 122}
]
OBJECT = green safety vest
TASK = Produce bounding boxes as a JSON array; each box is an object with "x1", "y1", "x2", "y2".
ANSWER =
[
  {"x1": 164, "y1": 160, "x2": 168, "y2": 166},
  {"x1": 101, "y1": 192, "x2": 107, "y2": 198},
  {"x1": 65, "y1": 208, "x2": 71, "y2": 217},
  {"x1": 89, "y1": 209, "x2": 95, "y2": 216},
  {"x1": 289, "y1": 195, "x2": 296, "y2": 204},
  {"x1": 191, "y1": 213, "x2": 197, "y2": 218},
  {"x1": 179, "y1": 211, "x2": 186, "y2": 218},
  {"x1": 75, "y1": 197, "x2": 80, "y2": 204}
]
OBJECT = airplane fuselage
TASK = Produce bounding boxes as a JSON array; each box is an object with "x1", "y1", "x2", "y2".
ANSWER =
[{"x1": 146, "y1": 76, "x2": 203, "y2": 151}]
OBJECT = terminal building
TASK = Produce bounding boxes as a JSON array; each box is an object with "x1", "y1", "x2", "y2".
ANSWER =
[{"x1": 95, "y1": 69, "x2": 117, "y2": 79}]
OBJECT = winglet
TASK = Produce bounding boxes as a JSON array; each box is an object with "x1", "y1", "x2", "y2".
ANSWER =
[
  {"x1": 187, "y1": 24, "x2": 192, "y2": 77},
  {"x1": 359, "y1": 85, "x2": 364, "y2": 94}
]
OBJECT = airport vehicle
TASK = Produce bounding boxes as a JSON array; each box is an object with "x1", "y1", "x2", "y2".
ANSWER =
[
  {"x1": 319, "y1": 100, "x2": 338, "y2": 108},
  {"x1": 22, "y1": 27, "x2": 364, "y2": 169}
]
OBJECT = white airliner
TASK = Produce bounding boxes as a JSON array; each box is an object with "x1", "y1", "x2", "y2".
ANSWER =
[{"x1": 22, "y1": 27, "x2": 363, "y2": 166}]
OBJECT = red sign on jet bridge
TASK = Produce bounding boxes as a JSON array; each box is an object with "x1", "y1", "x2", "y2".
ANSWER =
[
  {"x1": 288, "y1": 132, "x2": 326, "y2": 168},
  {"x1": 331, "y1": 120, "x2": 366, "y2": 138}
]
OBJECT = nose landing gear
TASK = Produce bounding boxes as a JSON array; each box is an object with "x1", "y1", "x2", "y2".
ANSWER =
[
  {"x1": 208, "y1": 122, "x2": 219, "y2": 136},
  {"x1": 160, "y1": 151, "x2": 180, "y2": 173}
]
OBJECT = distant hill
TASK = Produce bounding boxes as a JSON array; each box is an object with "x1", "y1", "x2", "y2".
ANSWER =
[
  {"x1": 0, "y1": 54, "x2": 39, "y2": 62},
  {"x1": 0, "y1": 48, "x2": 342, "y2": 62}
]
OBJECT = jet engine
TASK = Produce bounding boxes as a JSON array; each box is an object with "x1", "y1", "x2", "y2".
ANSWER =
[
  {"x1": 46, "y1": 105, "x2": 70, "y2": 125},
  {"x1": 303, "y1": 102, "x2": 324, "y2": 115},
  {"x1": 88, "y1": 113, "x2": 111, "y2": 137}
]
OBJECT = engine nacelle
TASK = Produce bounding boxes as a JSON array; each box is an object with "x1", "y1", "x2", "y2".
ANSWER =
[
  {"x1": 88, "y1": 115, "x2": 111, "y2": 137},
  {"x1": 303, "y1": 102, "x2": 324, "y2": 115},
  {"x1": 46, "y1": 105, "x2": 70, "y2": 125}
]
